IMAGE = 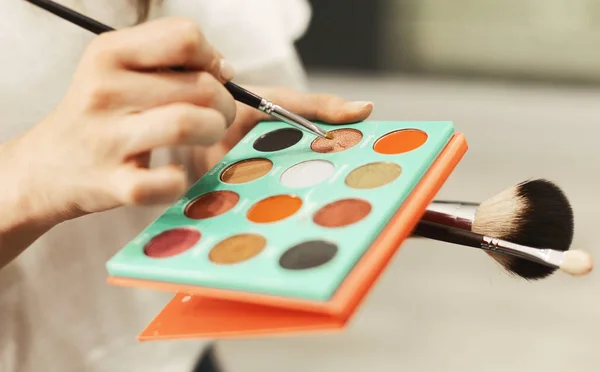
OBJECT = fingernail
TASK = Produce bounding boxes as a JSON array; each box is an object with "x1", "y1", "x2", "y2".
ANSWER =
[
  {"x1": 346, "y1": 101, "x2": 374, "y2": 110},
  {"x1": 219, "y1": 59, "x2": 235, "y2": 81}
]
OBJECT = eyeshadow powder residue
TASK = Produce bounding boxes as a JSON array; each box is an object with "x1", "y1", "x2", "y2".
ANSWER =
[
  {"x1": 253, "y1": 128, "x2": 303, "y2": 152},
  {"x1": 279, "y1": 240, "x2": 338, "y2": 270},
  {"x1": 143, "y1": 228, "x2": 200, "y2": 258},
  {"x1": 184, "y1": 191, "x2": 239, "y2": 219},
  {"x1": 280, "y1": 160, "x2": 335, "y2": 188},
  {"x1": 345, "y1": 162, "x2": 402, "y2": 189},
  {"x1": 373, "y1": 129, "x2": 428, "y2": 155},
  {"x1": 311, "y1": 128, "x2": 363, "y2": 154},
  {"x1": 313, "y1": 198, "x2": 372, "y2": 228},
  {"x1": 209, "y1": 234, "x2": 266, "y2": 264},
  {"x1": 246, "y1": 194, "x2": 303, "y2": 223},
  {"x1": 220, "y1": 158, "x2": 273, "y2": 184}
]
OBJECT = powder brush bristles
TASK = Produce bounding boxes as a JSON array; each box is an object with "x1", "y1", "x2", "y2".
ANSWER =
[
  {"x1": 474, "y1": 179, "x2": 574, "y2": 279},
  {"x1": 422, "y1": 179, "x2": 575, "y2": 280}
]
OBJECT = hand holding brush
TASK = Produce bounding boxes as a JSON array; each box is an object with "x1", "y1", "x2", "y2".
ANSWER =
[{"x1": 24, "y1": 0, "x2": 332, "y2": 140}]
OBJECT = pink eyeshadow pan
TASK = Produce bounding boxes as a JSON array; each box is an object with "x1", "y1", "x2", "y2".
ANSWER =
[{"x1": 311, "y1": 128, "x2": 363, "y2": 154}]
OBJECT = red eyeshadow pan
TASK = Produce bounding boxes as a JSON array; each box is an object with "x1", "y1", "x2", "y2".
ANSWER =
[{"x1": 143, "y1": 228, "x2": 201, "y2": 258}]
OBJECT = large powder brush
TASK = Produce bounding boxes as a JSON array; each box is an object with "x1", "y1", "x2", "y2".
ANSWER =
[{"x1": 421, "y1": 179, "x2": 577, "y2": 280}]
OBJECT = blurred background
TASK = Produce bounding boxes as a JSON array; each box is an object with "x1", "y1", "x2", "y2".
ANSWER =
[{"x1": 218, "y1": 1, "x2": 600, "y2": 372}]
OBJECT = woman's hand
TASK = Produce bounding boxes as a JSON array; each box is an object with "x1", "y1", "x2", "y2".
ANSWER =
[
  {"x1": 193, "y1": 86, "x2": 374, "y2": 175},
  {"x1": 8, "y1": 17, "x2": 237, "y2": 224}
]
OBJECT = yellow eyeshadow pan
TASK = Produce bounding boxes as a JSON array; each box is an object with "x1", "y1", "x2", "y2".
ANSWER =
[{"x1": 345, "y1": 162, "x2": 402, "y2": 189}]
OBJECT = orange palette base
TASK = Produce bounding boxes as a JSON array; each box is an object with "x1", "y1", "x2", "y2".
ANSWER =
[{"x1": 108, "y1": 133, "x2": 468, "y2": 341}]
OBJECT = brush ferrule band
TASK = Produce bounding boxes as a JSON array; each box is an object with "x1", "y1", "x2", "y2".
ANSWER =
[
  {"x1": 270, "y1": 105, "x2": 329, "y2": 138},
  {"x1": 258, "y1": 99, "x2": 274, "y2": 114},
  {"x1": 480, "y1": 236, "x2": 561, "y2": 269},
  {"x1": 257, "y1": 99, "x2": 328, "y2": 138},
  {"x1": 422, "y1": 201, "x2": 477, "y2": 230}
]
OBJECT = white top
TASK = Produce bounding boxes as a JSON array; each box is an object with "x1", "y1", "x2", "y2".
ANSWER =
[{"x1": 0, "y1": 0, "x2": 310, "y2": 371}]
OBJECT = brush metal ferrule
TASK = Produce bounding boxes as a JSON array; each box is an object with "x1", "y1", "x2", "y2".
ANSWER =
[
  {"x1": 479, "y1": 236, "x2": 563, "y2": 269},
  {"x1": 258, "y1": 98, "x2": 329, "y2": 139},
  {"x1": 423, "y1": 201, "x2": 478, "y2": 231}
]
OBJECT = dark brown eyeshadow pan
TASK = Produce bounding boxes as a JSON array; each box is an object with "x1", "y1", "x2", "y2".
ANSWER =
[
  {"x1": 279, "y1": 240, "x2": 338, "y2": 270},
  {"x1": 253, "y1": 128, "x2": 303, "y2": 152}
]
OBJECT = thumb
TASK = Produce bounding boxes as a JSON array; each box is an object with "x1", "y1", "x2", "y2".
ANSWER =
[
  {"x1": 261, "y1": 88, "x2": 374, "y2": 124},
  {"x1": 111, "y1": 164, "x2": 187, "y2": 206}
]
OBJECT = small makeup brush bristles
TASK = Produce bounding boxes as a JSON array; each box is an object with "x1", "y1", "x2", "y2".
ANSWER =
[{"x1": 473, "y1": 179, "x2": 574, "y2": 280}]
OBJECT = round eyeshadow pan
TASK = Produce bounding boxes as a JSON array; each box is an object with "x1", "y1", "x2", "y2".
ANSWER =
[
  {"x1": 345, "y1": 162, "x2": 402, "y2": 189},
  {"x1": 279, "y1": 240, "x2": 338, "y2": 270},
  {"x1": 209, "y1": 234, "x2": 266, "y2": 264},
  {"x1": 373, "y1": 129, "x2": 428, "y2": 155},
  {"x1": 253, "y1": 128, "x2": 303, "y2": 152},
  {"x1": 313, "y1": 198, "x2": 372, "y2": 228},
  {"x1": 184, "y1": 190, "x2": 239, "y2": 220},
  {"x1": 246, "y1": 194, "x2": 303, "y2": 223},
  {"x1": 311, "y1": 128, "x2": 363, "y2": 154},
  {"x1": 220, "y1": 158, "x2": 273, "y2": 184},
  {"x1": 280, "y1": 160, "x2": 335, "y2": 189},
  {"x1": 143, "y1": 228, "x2": 200, "y2": 258}
]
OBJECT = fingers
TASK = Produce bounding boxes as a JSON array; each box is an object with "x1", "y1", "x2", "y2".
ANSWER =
[
  {"x1": 227, "y1": 87, "x2": 374, "y2": 146},
  {"x1": 120, "y1": 103, "x2": 228, "y2": 153},
  {"x1": 299, "y1": 94, "x2": 374, "y2": 123},
  {"x1": 115, "y1": 71, "x2": 236, "y2": 124},
  {"x1": 111, "y1": 164, "x2": 187, "y2": 205},
  {"x1": 255, "y1": 88, "x2": 373, "y2": 124},
  {"x1": 88, "y1": 17, "x2": 235, "y2": 81}
]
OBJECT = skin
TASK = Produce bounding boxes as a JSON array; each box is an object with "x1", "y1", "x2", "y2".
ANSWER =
[{"x1": 0, "y1": 17, "x2": 373, "y2": 269}]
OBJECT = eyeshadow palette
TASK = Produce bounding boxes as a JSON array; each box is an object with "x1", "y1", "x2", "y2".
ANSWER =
[{"x1": 106, "y1": 120, "x2": 468, "y2": 340}]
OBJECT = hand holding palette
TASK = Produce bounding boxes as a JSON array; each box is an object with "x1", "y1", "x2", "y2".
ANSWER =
[{"x1": 106, "y1": 120, "x2": 468, "y2": 340}]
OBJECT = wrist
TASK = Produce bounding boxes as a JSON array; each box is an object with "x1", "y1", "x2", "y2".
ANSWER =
[{"x1": 0, "y1": 134, "x2": 69, "y2": 232}]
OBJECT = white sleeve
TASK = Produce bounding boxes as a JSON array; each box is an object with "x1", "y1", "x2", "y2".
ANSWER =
[{"x1": 159, "y1": 0, "x2": 312, "y2": 87}]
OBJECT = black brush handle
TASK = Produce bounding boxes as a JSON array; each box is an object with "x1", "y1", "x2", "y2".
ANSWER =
[
  {"x1": 413, "y1": 221, "x2": 483, "y2": 249},
  {"x1": 26, "y1": 0, "x2": 110, "y2": 34},
  {"x1": 25, "y1": 0, "x2": 266, "y2": 110},
  {"x1": 224, "y1": 82, "x2": 263, "y2": 108}
]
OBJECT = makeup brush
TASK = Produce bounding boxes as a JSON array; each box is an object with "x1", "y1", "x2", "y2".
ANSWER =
[
  {"x1": 422, "y1": 179, "x2": 575, "y2": 280},
  {"x1": 413, "y1": 220, "x2": 592, "y2": 277},
  {"x1": 25, "y1": 0, "x2": 332, "y2": 140}
]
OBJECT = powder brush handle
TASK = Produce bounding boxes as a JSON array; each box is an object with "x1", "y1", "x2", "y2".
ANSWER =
[{"x1": 413, "y1": 221, "x2": 482, "y2": 248}]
